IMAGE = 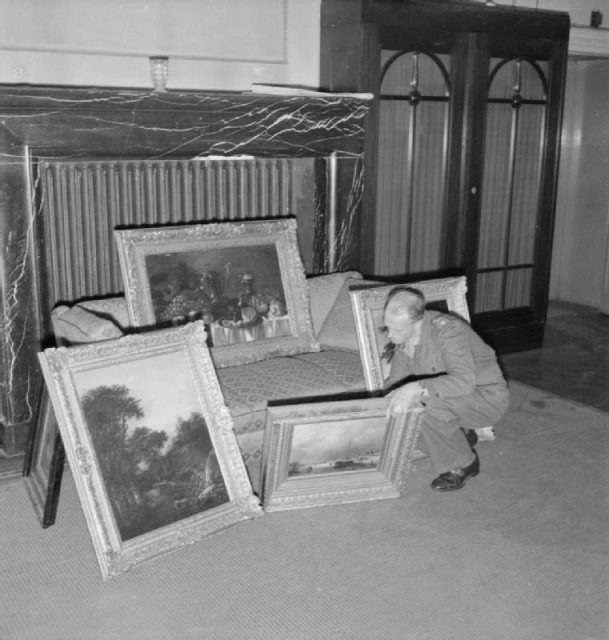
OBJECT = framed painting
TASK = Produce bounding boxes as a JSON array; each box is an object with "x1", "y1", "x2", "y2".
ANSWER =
[
  {"x1": 22, "y1": 387, "x2": 66, "y2": 528},
  {"x1": 349, "y1": 276, "x2": 470, "y2": 390},
  {"x1": 38, "y1": 321, "x2": 262, "y2": 580},
  {"x1": 114, "y1": 218, "x2": 318, "y2": 368},
  {"x1": 260, "y1": 395, "x2": 422, "y2": 512}
]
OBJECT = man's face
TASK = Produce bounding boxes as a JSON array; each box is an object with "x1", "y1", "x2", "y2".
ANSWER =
[
  {"x1": 385, "y1": 314, "x2": 417, "y2": 344},
  {"x1": 383, "y1": 294, "x2": 419, "y2": 344}
]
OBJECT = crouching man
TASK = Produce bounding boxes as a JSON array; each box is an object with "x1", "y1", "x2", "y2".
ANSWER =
[{"x1": 383, "y1": 286, "x2": 510, "y2": 491}]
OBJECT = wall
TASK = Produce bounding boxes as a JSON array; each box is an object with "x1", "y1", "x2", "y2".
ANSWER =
[
  {"x1": 508, "y1": 0, "x2": 609, "y2": 27},
  {"x1": 0, "y1": 0, "x2": 320, "y2": 91},
  {"x1": 550, "y1": 58, "x2": 609, "y2": 308}
]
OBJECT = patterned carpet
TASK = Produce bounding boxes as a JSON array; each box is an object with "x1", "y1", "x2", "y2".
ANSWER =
[{"x1": 1, "y1": 381, "x2": 608, "y2": 640}]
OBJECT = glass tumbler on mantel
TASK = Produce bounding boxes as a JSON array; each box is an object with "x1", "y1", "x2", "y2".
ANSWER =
[{"x1": 149, "y1": 56, "x2": 169, "y2": 92}]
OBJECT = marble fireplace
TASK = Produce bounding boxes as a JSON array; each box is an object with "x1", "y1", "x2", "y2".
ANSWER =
[{"x1": 0, "y1": 85, "x2": 370, "y2": 457}]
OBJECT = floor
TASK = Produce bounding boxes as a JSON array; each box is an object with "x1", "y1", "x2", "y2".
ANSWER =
[
  {"x1": 2, "y1": 300, "x2": 608, "y2": 482},
  {"x1": 499, "y1": 300, "x2": 609, "y2": 412}
]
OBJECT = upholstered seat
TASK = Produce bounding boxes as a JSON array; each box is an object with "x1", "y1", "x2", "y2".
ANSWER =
[{"x1": 50, "y1": 271, "x2": 371, "y2": 473}]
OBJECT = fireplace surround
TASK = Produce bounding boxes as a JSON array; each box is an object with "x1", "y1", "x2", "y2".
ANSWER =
[{"x1": 0, "y1": 84, "x2": 370, "y2": 457}]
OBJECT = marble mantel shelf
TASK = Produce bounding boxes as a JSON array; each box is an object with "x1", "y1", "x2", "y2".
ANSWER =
[{"x1": 0, "y1": 85, "x2": 370, "y2": 159}]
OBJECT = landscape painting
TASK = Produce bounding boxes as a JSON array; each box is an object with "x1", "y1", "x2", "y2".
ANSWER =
[
  {"x1": 38, "y1": 322, "x2": 262, "y2": 579},
  {"x1": 72, "y1": 350, "x2": 229, "y2": 541}
]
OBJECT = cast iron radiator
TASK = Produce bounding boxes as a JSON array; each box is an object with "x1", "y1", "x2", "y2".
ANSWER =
[{"x1": 37, "y1": 158, "x2": 294, "y2": 305}]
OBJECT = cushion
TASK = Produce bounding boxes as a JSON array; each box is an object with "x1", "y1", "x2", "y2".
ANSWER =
[
  {"x1": 307, "y1": 271, "x2": 362, "y2": 336},
  {"x1": 77, "y1": 296, "x2": 131, "y2": 330},
  {"x1": 316, "y1": 276, "x2": 384, "y2": 351},
  {"x1": 51, "y1": 304, "x2": 124, "y2": 345}
]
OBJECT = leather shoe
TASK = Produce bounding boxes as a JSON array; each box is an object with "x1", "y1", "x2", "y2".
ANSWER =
[
  {"x1": 462, "y1": 428, "x2": 478, "y2": 449},
  {"x1": 430, "y1": 453, "x2": 479, "y2": 491}
]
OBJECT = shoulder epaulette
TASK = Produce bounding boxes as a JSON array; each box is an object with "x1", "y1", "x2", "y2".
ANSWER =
[{"x1": 431, "y1": 315, "x2": 451, "y2": 327}]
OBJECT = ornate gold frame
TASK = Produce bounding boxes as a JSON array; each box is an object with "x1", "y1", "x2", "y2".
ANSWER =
[
  {"x1": 349, "y1": 276, "x2": 470, "y2": 390},
  {"x1": 114, "y1": 218, "x2": 318, "y2": 368},
  {"x1": 38, "y1": 322, "x2": 261, "y2": 579},
  {"x1": 260, "y1": 396, "x2": 422, "y2": 512}
]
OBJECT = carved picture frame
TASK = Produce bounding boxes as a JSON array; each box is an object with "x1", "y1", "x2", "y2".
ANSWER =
[
  {"x1": 114, "y1": 218, "x2": 318, "y2": 369},
  {"x1": 349, "y1": 276, "x2": 470, "y2": 391},
  {"x1": 38, "y1": 322, "x2": 262, "y2": 580},
  {"x1": 260, "y1": 395, "x2": 422, "y2": 512},
  {"x1": 22, "y1": 387, "x2": 66, "y2": 528}
]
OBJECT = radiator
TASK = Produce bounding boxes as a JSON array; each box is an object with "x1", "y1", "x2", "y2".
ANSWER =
[{"x1": 38, "y1": 158, "x2": 294, "y2": 304}]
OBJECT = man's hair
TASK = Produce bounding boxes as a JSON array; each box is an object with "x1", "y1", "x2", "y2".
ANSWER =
[{"x1": 383, "y1": 286, "x2": 426, "y2": 322}]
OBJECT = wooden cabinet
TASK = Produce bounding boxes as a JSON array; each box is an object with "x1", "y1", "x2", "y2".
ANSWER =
[{"x1": 320, "y1": 0, "x2": 570, "y2": 353}]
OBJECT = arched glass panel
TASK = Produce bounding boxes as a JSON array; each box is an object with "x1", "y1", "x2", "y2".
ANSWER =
[
  {"x1": 374, "y1": 50, "x2": 451, "y2": 276},
  {"x1": 476, "y1": 58, "x2": 548, "y2": 313}
]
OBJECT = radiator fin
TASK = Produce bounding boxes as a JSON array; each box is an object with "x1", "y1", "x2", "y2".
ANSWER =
[{"x1": 39, "y1": 158, "x2": 293, "y2": 304}]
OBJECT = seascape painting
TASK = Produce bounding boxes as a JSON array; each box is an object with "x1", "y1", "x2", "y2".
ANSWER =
[
  {"x1": 287, "y1": 417, "x2": 386, "y2": 477},
  {"x1": 73, "y1": 351, "x2": 229, "y2": 541},
  {"x1": 260, "y1": 396, "x2": 422, "y2": 511}
]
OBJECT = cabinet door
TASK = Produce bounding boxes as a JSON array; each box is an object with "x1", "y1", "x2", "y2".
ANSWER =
[
  {"x1": 469, "y1": 36, "x2": 568, "y2": 351},
  {"x1": 368, "y1": 36, "x2": 567, "y2": 351},
  {"x1": 320, "y1": 0, "x2": 569, "y2": 352}
]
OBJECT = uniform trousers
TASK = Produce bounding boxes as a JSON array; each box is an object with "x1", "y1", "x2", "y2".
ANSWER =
[{"x1": 419, "y1": 382, "x2": 510, "y2": 474}]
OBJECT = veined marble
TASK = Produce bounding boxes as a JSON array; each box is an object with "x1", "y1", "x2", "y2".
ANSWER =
[{"x1": 0, "y1": 85, "x2": 370, "y2": 455}]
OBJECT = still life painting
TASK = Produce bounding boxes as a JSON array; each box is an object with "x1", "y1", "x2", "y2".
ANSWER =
[{"x1": 115, "y1": 218, "x2": 318, "y2": 367}]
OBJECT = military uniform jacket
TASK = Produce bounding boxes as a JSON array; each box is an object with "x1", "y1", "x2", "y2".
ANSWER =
[{"x1": 384, "y1": 310, "x2": 507, "y2": 401}]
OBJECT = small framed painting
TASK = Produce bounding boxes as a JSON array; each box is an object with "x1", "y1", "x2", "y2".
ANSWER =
[
  {"x1": 114, "y1": 218, "x2": 318, "y2": 368},
  {"x1": 349, "y1": 276, "x2": 469, "y2": 390},
  {"x1": 38, "y1": 321, "x2": 262, "y2": 580},
  {"x1": 260, "y1": 395, "x2": 422, "y2": 512},
  {"x1": 22, "y1": 388, "x2": 66, "y2": 528}
]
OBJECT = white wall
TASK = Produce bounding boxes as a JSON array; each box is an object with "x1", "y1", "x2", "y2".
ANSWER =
[
  {"x1": 550, "y1": 58, "x2": 609, "y2": 308},
  {"x1": 502, "y1": 0, "x2": 609, "y2": 26},
  {"x1": 0, "y1": 0, "x2": 321, "y2": 91}
]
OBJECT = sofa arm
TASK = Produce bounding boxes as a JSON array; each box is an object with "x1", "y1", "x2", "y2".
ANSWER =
[
  {"x1": 307, "y1": 271, "x2": 363, "y2": 338},
  {"x1": 315, "y1": 273, "x2": 384, "y2": 351}
]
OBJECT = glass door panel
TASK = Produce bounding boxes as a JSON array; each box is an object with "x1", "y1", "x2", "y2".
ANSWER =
[
  {"x1": 475, "y1": 58, "x2": 548, "y2": 313},
  {"x1": 374, "y1": 51, "x2": 451, "y2": 276}
]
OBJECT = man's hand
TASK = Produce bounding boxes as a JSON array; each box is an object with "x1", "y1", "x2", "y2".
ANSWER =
[{"x1": 386, "y1": 381, "x2": 426, "y2": 416}]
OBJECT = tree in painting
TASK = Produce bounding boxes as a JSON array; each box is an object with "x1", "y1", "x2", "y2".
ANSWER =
[{"x1": 81, "y1": 384, "x2": 228, "y2": 541}]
